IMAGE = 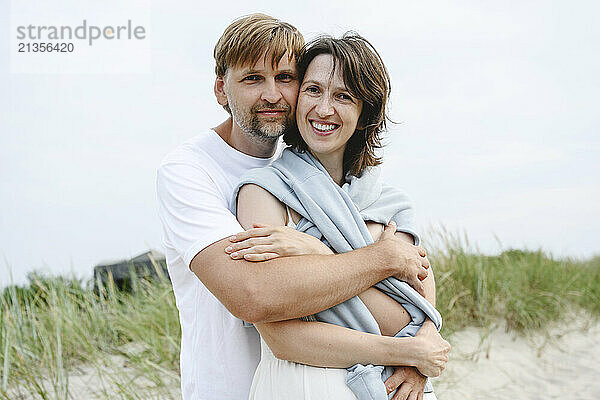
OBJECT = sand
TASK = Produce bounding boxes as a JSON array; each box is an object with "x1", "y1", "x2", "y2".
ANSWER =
[
  {"x1": 8, "y1": 344, "x2": 181, "y2": 400},
  {"x1": 433, "y1": 318, "x2": 600, "y2": 400},
  {"x1": 10, "y1": 319, "x2": 600, "y2": 399}
]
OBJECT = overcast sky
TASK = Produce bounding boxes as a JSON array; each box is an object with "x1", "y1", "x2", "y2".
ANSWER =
[{"x1": 1, "y1": 0, "x2": 599, "y2": 287}]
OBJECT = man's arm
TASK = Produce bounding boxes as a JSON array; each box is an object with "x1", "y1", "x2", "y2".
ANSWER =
[
  {"x1": 192, "y1": 233, "x2": 399, "y2": 324},
  {"x1": 228, "y1": 190, "x2": 448, "y2": 386},
  {"x1": 158, "y1": 160, "x2": 427, "y2": 326},
  {"x1": 191, "y1": 183, "x2": 429, "y2": 324},
  {"x1": 252, "y1": 231, "x2": 444, "y2": 372}
]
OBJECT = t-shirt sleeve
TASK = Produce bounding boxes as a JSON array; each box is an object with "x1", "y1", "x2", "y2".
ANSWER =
[{"x1": 156, "y1": 161, "x2": 243, "y2": 268}]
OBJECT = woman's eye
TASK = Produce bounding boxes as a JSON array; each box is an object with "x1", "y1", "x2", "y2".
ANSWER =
[
  {"x1": 304, "y1": 86, "x2": 319, "y2": 94},
  {"x1": 338, "y1": 93, "x2": 353, "y2": 101}
]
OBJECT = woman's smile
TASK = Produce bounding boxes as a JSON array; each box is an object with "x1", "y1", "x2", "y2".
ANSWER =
[
  {"x1": 309, "y1": 119, "x2": 340, "y2": 136},
  {"x1": 296, "y1": 54, "x2": 362, "y2": 161}
]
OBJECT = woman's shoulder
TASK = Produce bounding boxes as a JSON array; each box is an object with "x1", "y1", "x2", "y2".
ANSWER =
[
  {"x1": 237, "y1": 182, "x2": 279, "y2": 199},
  {"x1": 236, "y1": 183, "x2": 287, "y2": 228}
]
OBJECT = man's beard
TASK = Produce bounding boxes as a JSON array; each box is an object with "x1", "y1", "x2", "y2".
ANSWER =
[{"x1": 231, "y1": 101, "x2": 295, "y2": 143}]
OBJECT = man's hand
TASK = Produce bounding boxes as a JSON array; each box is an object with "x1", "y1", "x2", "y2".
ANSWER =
[
  {"x1": 385, "y1": 367, "x2": 427, "y2": 400},
  {"x1": 410, "y1": 321, "x2": 450, "y2": 377},
  {"x1": 377, "y1": 221, "x2": 430, "y2": 296},
  {"x1": 225, "y1": 223, "x2": 333, "y2": 261}
]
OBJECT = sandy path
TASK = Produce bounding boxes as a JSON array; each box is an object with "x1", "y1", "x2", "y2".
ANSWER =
[
  {"x1": 8, "y1": 351, "x2": 181, "y2": 400},
  {"x1": 434, "y1": 318, "x2": 600, "y2": 400},
  {"x1": 9, "y1": 320, "x2": 599, "y2": 399}
]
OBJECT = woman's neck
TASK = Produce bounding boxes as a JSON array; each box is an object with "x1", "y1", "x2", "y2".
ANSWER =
[{"x1": 311, "y1": 150, "x2": 345, "y2": 186}]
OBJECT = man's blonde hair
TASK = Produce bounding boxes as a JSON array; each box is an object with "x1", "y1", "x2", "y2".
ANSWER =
[{"x1": 214, "y1": 13, "x2": 304, "y2": 79}]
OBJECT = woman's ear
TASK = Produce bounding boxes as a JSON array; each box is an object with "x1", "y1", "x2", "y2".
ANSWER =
[{"x1": 214, "y1": 76, "x2": 228, "y2": 107}]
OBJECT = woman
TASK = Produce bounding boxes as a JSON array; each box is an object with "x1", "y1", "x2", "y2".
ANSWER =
[{"x1": 233, "y1": 33, "x2": 445, "y2": 400}]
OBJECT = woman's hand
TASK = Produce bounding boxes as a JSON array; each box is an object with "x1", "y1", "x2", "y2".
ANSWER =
[
  {"x1": 385, "y1": 367, "x2": 427, "y2": 400},
  {"x1": 225, "y1": 223, "x2": 334, "y2": 261},
  {"x1": 410, "y1": 321, "x2": 450, "y2": 377}
]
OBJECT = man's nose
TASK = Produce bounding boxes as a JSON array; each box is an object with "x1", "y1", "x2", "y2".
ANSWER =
[
  {"x1": 261, "y1": 79, "x2": 283, "y2": 104},
  {"x1": 315, "y1": 96, "x2": 334, "y2": 118}
]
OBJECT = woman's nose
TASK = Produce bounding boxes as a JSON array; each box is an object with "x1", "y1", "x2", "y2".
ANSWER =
[{"x1": 315, "y1": 97, "x2": 334, "y2": 117}]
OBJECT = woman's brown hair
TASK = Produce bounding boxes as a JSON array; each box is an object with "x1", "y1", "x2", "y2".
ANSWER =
[{"x1": 283, "y1": 32, "x2": 391, "y2": 177}]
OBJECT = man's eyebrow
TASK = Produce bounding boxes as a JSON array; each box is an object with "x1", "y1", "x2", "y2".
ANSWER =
[
  {"x1": 277, "y1": 69, "x2": 297, "y2": 75},
  {"x1": 240, "y1": 68, "x2": 261, "y2": 75},
  {"x1": 239, "y1": 68, "x2": 296, "y2": 75}
]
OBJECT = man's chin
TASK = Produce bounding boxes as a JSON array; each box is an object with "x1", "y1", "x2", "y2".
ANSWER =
[
  {"x1": 245, "y1": 127, "x2": 283, "y2": 142},
  {"x1": 254, "y1": 121, "x2": 289, "y2": 138},
  {"x1": 255, "y1": 131, "x2": 284, "y2": 142}
]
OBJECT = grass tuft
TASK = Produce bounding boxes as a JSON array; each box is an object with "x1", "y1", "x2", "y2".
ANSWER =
[
  {"x1": 0, "y1": 235, "x2": 598, "y2": 398},
  {"x1": 427, "y1": 229, "x2": 600, "y2": 334},
  {"x1": 0, "y1": 270, "x2": 180, "y2": 399}
]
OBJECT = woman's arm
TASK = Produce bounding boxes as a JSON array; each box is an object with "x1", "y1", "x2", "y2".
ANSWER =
[
  {"x1": 359, "y1": 223, "x2": 436, "y2": 337},
  {"x1": 236, "y1": 184, "x2": 448, "y2": 375},
  {"x1": 256, "y1": 318, "x2": 449, "y2": 377},
  {"x1": 236, "y1": 184, "x2": 333, "y2": 259},
  {"x1": 257, "y1": 319, "x2": 415, "y2": 368}
]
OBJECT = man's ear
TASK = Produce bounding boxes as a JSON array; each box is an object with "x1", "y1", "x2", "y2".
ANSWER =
[{"x1": 214, "y1": 76, "x2": 228, "y2": 107}]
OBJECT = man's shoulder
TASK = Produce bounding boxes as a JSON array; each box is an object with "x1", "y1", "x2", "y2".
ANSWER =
[
  {"x1": 159, "y1": 130, "x2": 216, "y2": 168},
  {"x1": 156, "y1": 130, "x2": 225, "y2": 192}
]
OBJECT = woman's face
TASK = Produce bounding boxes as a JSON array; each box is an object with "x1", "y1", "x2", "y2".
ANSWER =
[{"x1": 296, "y1": 54, "x2": 363, "y2": 161}]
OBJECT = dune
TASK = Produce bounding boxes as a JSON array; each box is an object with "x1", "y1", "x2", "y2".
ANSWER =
[
  {"x1": 434, "y1": 317, "x2": 600, "y2": 400},
  {"x1": 8, "y1": 319, "x2": 600, "y2": 399}
]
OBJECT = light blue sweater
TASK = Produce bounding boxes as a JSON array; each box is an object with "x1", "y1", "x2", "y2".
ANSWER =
[{"x1": 233, "y1": 148, "x2": 442, "y2": 400}]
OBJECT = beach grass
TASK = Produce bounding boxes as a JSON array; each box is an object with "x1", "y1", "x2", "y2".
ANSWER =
[
  {"x1": 1, "y1": 237, "x2": 599, "y2": 399},
  {"x1": 427, "y1": 229, "x2": 600, "y2": 334},
  {"x1": 0, "y1": 270, "x2": 180, "y2": 399}
]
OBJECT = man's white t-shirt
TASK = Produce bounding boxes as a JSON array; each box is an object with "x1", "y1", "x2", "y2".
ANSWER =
[{"x1": 156, "y1": 129, "x2": 280, "y2": 400}]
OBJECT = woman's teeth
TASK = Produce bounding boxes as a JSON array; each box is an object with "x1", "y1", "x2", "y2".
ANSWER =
[{"x1": 311, "y1": 121, "x2": 338, "y2": 132}]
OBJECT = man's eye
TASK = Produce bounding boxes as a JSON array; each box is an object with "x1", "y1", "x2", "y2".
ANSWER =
[{"x1": 243, "y1": 75, "x2": 261, "y2": 82}]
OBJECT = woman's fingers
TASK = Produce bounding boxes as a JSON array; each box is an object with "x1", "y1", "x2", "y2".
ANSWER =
[
  {"x1": 242, "y1": 252, "x2": 279, "y2": 262},
  {"x1": 392, "y1": 384, "x2": 412, "y2": 400},
  {"x1": 225, "y1": 237, "x2": 274, "y2": 253},
  {"x1": 229, "y1": 245, "x2": 277, "y2": 259},
  {"x1": 407, "y1": 391, "x2": 419, "y2": 400},
  {"x1": 385, "y1": 367, "x2": 406, "y2": 394},
  {"x1": 229, "y1": 227, "x2": 275, "y2": 242},
  {"x1": 380, "y1": 221, "x2": 397, "y2": 240}
]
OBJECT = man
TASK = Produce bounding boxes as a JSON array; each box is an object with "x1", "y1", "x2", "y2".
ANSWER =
[{"x1": 157, "y1": 13, "x2": 447, "y2": 400}]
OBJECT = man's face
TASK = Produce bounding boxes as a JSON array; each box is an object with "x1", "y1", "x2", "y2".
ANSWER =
[{"x1": 217, "y1": 52, "x2": 299, "y2": 142}]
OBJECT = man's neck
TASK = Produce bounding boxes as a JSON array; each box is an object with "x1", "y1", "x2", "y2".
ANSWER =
[{"x1": 213, "y1": 118, "x2": 278, "y2": 159}]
